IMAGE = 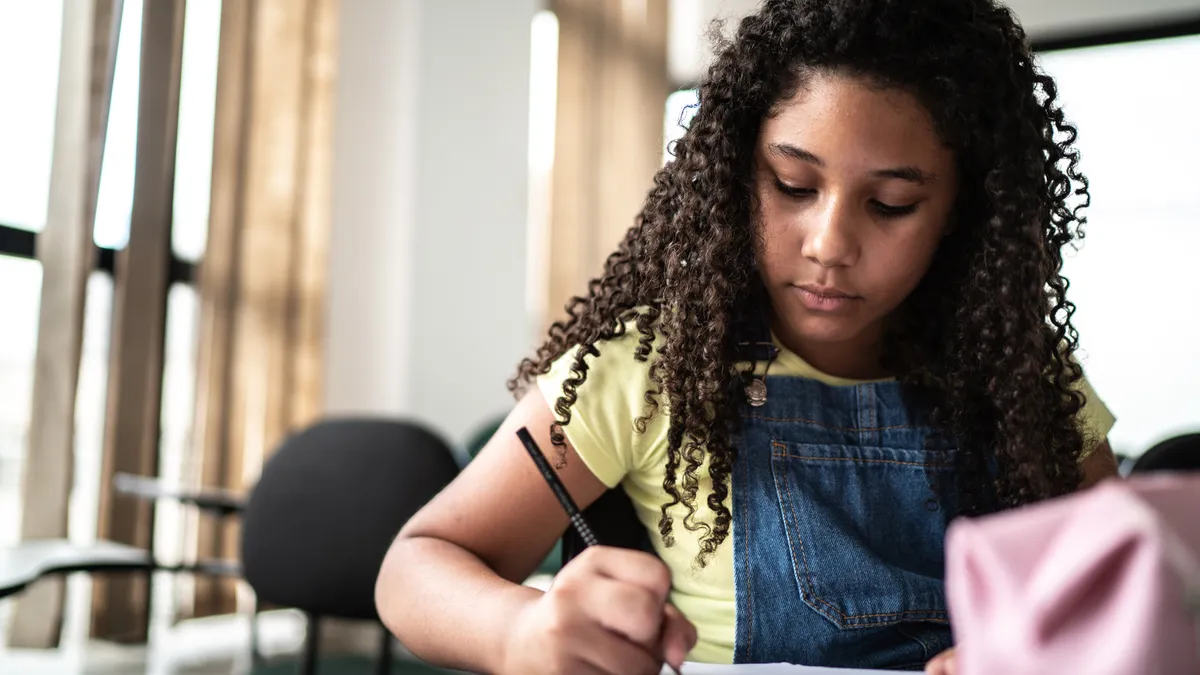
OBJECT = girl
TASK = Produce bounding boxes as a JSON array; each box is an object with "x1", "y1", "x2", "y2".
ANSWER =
[{"x1": 376, "y1": 0, "x2": 1120, "y2": 673}]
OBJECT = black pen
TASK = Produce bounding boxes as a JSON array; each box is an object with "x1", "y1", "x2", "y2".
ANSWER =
[
  {"x1": 516, "y1": 426, "x2": 599, "y2": 547},
  {"x1": 515, "y1": 427, "x2": 684, "y2": 675}
]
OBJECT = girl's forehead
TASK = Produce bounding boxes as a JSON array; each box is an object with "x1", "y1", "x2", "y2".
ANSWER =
[{"x1": 759, "y1": 74, "x2": 951, "y2": 175}]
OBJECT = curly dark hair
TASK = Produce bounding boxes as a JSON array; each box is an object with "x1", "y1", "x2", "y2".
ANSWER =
[{"x1": 511, "y1": 0, "x2": 1090, "y2": 564}]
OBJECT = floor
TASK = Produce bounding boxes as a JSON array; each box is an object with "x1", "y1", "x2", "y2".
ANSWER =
[
  {"x1": 0, "y1": 608, "x2": 465, "y2": 675},
  {"x1": 0, "y1": 573, "x2": 555, "y2": 674}
]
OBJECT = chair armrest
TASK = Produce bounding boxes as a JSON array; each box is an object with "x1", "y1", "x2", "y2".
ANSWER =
[
  {"x1": 0, "y1": 540, "x2": 154, "y2": 600},
  {"x1": 114, "y1": 473, "x2": 246, "y2": 517},
  {"x1": 157, "y1": 558, "x2": 242, "y2": 578}
]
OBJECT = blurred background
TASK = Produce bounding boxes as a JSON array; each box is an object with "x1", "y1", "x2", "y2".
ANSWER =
[{"x1": 0, "y1": 0, "x2": 1197, "y2": 673}]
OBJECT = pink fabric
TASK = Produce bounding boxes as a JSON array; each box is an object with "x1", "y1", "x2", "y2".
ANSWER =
[{"x1": 945, "y1": 474, "x2": 1200, "y2": 675}]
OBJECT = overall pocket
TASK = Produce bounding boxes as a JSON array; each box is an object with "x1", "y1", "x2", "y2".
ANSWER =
[{"x1": 769, "y1": 439, "x2": 955, "y2": 630}]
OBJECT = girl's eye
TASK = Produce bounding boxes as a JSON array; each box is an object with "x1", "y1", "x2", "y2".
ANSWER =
[
  {"x1": 774, "y1": 179, "x2": 815, "y2": 199},
  {"x1": 871, "y1": 200, "x2": 919, "y2": 218},
  {"x1": 774, "y1": 179, "x2": 920, "y2": 219}
]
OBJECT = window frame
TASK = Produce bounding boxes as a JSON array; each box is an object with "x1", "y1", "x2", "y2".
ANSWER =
[{"x1": 0, "y1": 222, "x2": 195, "y2": 283}]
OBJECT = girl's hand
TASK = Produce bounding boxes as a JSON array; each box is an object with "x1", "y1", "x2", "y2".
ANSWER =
[
  {"x1": 498, "y1": 546, "x2": 698, "y2": 675},
  {"x1": 925, "y1": 647, "x2": 956, "y2": 675}
]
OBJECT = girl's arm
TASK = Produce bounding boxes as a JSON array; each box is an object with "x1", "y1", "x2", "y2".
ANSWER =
[
  {"x1": 374, "y1": 388, "x2": 694, "y2": 675},
  {"x1": 375, "y1": 388, "x2": 605, "y2": 670}
]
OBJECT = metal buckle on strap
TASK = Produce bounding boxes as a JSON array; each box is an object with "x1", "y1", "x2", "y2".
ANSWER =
[{"x1": 736, "y1": 340, "x2": 778, "y2": 406}]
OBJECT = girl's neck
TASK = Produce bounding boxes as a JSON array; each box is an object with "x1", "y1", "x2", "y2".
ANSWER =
[{"x1": 770, "y1": 317, "x2": 890, "y2": 381}]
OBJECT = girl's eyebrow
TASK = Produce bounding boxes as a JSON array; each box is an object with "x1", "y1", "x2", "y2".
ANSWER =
[
  {"x1": 768, "y1": 141, "x2": 825, "y2": 166},
  {"x1": 873, "y1": 166, "x2": 935, "y2": 186},
  {"x1": 767, "y1": 141, "x2": 936, "y2": 186}
]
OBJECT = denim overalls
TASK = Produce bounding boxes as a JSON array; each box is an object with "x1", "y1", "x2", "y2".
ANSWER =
[{"x1": 730, "y1": 337, "x2": 958, "y2": 669}]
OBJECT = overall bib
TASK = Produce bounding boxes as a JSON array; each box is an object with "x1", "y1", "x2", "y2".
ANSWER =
[{"x1": 731, "y1": 341, "x2": 958, "y2": 669}]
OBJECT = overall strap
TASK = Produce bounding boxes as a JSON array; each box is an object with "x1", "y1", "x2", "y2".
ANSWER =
[{"x1": 731, "y1": 312, "x2": 778, "y2": 363}]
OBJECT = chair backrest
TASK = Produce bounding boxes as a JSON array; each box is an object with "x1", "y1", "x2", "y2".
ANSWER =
[
  {"x1": 463, "y1": 413, "x2": 652, "y2": 571},
  {"x1": 240, "y1": 418, "x2": 459, "y2": 621},
  {"x1": 1131, "y1": 432, "x2": 1200, "y2": 474},
  {"x1": 463, "y1": 413, "x2": 506, "y2": 463},
  {"x1": 561, "y1": 487, "x2": 654, "y2": 566}
]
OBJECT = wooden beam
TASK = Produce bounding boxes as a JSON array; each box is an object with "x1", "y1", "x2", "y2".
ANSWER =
[
  {"x1": 544, "y1": 0, "x2": 603, "y2": 325},
  {"x1": 190, "y1": 0, "x2": 337, "y2": 619},
  {"x1": 226, "y1": 0, "x2": 310, "y2": 491},
  {"x1": 90, "y1": 0, "x2": 187, "y2": 643},
  {"x1": 8, "y1": 0, "x2": 123, "y2": 650},
  {"x1": 188, "y1": 0, "x2": 251, "y2": 620},
  {"x1": 288, "y1": 0, "x2": 337, "y2": 430},
  {"x1": 543, "y1": 0, "x2": 670, "y2": 327}
]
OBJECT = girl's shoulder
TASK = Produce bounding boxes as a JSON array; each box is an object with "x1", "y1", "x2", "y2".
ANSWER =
[{"x1": 536, "y1": 323, "x2": 670, "y2": 488}]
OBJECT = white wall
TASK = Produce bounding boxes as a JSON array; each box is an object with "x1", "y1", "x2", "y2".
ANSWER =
[
  {"x1": 325, "y1": 0, "x2": 418, "y2": 420},
  {"x1": 669, "y1": 0, "x2": 1200, "y2": 84},
  {"x1": 325, "y1": 0, "x2": 538, "y2": 444},
  {"x1": 409, "y1": 0, "x2": 539, "y2": 442}
]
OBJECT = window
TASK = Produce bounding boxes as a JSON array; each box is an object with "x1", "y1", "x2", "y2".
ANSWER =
[
  {"x1": 93, "y1": 0, "x2": 144, "y2": 250},
  {"x1": 59, "y1": 271, "x2": 114, "y2": 645},
  {"x1": 171, "y1": 0, "x2": 221, "y2": 264},
  {"x1": 152, "y1": 0, "x2": 221, "y2": 627},
  {"x1": 0, "y1": 258, "x2": 43, "y2": 547},
  {"x1": 526, "y1": 10, "x2": 559, "y2": 325},
  {"x1": 0, "y1": 0, "x2": 219, "y2": 644},
  {"x1": 150, "y1": 282, "x2": 202, "y2": 630},
  {"x1": 0, "y1": 0, "x2": 63, "y2": 548},
  {"x1": 0, "y1": 0, "x2": 62, "y2": 233},
  {"x1": 1040, "y1": 34, "x2": 1200, "y2": 456},
  {"x1": 662, "y1": 88, "x2": 698, "y2": 165}
]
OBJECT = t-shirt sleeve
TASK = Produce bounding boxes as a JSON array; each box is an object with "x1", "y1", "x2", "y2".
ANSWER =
[
  {"x1": 1076, "y1": 374, "x2": 1116, "y2": 459},
  {"x1": 535, "y1": 331, "x2": 669, "y2": 489}
]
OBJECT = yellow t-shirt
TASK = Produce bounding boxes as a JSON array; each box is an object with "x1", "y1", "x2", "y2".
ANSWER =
[{"x1": 536, "y1": 328, "x2": 1116, "y2": 664}]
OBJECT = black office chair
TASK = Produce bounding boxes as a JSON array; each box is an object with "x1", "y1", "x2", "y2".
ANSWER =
[
  {"x1": 1131, "y1": 433, "x2": 1200, "y2": 474},
  {"x1": 463, "y1": 413, "x2": 505, "y2": 465},
  {"x1": 240, "y1": 418, "x2": 460, "y2": 675},
  {"x1": 560, "y1": 488, "x2": 654, "y2": 567}
]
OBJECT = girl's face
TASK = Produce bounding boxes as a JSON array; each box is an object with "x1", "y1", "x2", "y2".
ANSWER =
[{"x1": 753, "y1": 72, "x2": 958, "y2": 377}]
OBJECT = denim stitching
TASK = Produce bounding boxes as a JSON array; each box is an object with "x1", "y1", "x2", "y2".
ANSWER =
[
  {"x1": 772, "y1": 451, "x2": 953, "y2": 470},
  {"x1": 747, "y1": 414, "x2": 914, "y2": 431},
  {"x1": 773, "y1": 447, "x2": 834, "y2": 620}
]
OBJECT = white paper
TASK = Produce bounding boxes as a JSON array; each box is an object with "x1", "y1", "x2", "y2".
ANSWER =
[{"x1": 664, "y1": 663, "x2": 896, "y2": 674}]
